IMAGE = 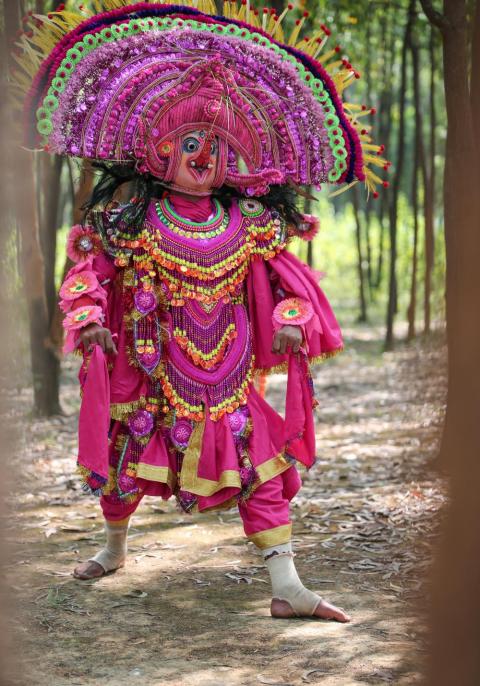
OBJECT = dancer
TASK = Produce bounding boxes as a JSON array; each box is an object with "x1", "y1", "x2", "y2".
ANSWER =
[{"x1": 17, "y1": 1, "x2": 388, "y2": 621}]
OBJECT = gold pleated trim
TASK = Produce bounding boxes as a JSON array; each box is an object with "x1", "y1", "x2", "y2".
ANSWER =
[
  {"x1": 110, "y1": 397, "x2": 148, "y2": 421},
  {"x1": 247, "y1": 523, "x2": 292, "y2": 549},
  {"x1": 255, "y1": 347, "x2": 344, "y2": 376},
  {"x1": 136, "y1": 463, "x2": 176, "y2": 490},
  {"x1": 255, "y1": 452, "x2": 291, "y2": 483}
]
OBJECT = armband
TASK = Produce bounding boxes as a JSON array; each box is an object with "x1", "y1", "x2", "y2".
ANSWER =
[{"x1": 59, "y1": 271, "x2": 100, "y2": 302}]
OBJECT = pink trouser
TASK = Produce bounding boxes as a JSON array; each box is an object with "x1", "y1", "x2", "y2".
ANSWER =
[{"x1": 100, "y1": 465, "x2": 301, "y2": 549}]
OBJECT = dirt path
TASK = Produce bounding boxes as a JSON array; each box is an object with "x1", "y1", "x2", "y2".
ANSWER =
[{"x1": 5, "y1": 327, "x2": 447, "y2": 685}]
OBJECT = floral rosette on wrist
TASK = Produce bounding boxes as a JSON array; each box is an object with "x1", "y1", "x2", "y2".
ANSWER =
[
  {"x1": 62, "y1": 305, "x2": 104, "y2": 354},
  {"x1": 272, "y1": 297, "x2": 314, "y2": 330}
]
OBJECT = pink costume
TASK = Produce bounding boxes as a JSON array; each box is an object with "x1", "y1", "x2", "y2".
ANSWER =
[
  {"x1": 17, "y1": 2, "x2": 387, "y2": 551},
  {"x1": 61, "y1": 192, "x2": 342, "y2": 548}
]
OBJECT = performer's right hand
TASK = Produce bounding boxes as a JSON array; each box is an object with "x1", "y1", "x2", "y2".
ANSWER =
[{"x1": 78, "y1": 323, "x2": 118, "y2": 356}]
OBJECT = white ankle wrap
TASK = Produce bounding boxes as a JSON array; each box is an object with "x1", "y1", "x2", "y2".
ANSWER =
[
  {"x1": 89, "y1": 519, "x2": 129, "y2": 573},
  {"x1": 262, "y1": 542, "x2": 322, "y2": 616}
]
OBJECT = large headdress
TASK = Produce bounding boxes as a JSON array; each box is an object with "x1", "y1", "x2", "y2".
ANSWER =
[{"x1": 14, "y1": 1, "x2": 389, "y2": 197}]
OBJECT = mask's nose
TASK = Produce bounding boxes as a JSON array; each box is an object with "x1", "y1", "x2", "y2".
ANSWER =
[{"x1": 189, "y1": 135, "x2": 214, "y2": 171}]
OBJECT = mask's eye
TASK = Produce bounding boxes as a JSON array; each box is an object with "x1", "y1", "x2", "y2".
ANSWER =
[
  {"x1": 210, "y1": 140, "x2": 218, "y2": 156},
  {"x1": 183, "y1": 137, "x2": 200, "y2": 154}
]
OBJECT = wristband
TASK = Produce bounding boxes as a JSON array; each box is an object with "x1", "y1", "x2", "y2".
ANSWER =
[
  {"x1": 272, "y1": 297, "x2": 313, "y2": 329},
  {"x1": 63, "y1": 305, "x2": 104, "y2": 331}
]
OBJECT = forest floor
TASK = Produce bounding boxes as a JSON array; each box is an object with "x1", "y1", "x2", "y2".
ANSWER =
[{"x1": 4, "y1": 324, "x2": 448, "y2": 686}]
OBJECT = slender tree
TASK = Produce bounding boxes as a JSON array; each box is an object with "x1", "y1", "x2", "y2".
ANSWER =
[
  {"x1": 352, "y1": 186, "x2": 368, "y2": 322},
  {"x1": 386, "y1": 0, "x2": 415, "y2": 350},
  {"x1": 423, "y1": 25, "x2": 437, "y2": 334},
  {"x1": 4, "y1": 0, "x2": 61, "y2": 415},
  {"x1": 419, "y1": 2, "x2": 480, "y2": 684},
  {"x1": 407, "y1": 7, "x2": 427, "y2": 340}
]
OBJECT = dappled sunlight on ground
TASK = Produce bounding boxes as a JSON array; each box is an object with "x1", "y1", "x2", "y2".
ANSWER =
[{"x1": 5, "y1": 326, "x2": 446, "y2": 685}]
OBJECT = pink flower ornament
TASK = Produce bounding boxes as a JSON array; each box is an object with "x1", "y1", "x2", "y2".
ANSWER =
[
  {"x1": 272, "y1": 297, "x2": 314, "y2": 329},
  {"x1": 63, "y1": 305, "x2": 104, "y2": 331},
  {"x1": 62, "y1": 305, "x2": 104, "y2": 354},
  {"x1": 59, "y1": 271, "x2": 98, "y2": 301},
  {"x1": 67, "y1": 224, "x2": 102, "y2": 263},
  {"x1": 295, "y1": 214, "x2": 320, "y2": 242}
]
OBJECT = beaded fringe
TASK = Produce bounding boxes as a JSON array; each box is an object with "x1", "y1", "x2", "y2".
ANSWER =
[{"x1": 255, "y1": 347, "x2": 344, "y2": 376}]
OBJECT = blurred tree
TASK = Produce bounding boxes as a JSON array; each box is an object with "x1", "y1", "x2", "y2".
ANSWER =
[
  {"x1": 419, "y1": 1, "x2": 480, "y2": 684},
  {"x1": 386, "y1": 0, "x2": 415, "y2": 350},
  {"x1": 3, "y1": 0, "x2": 61, "y2": 415}
]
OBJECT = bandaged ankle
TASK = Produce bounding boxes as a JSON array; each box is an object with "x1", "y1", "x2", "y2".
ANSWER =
[
  {"x1": 264, "y1": 545, "x2": 322, "y2": 616},
  {"x1": 261, "y1": 541, "x2": 294, "y2": 561},
  {"x1": 89, "y1": 517, "x2": 130, "y2": 573}
]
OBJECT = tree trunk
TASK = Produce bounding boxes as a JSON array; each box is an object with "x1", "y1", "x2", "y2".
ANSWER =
[
  {"x1": 4, "y1": 0, "x2": 61, "y2": 416},
  {"x1": 407, "y1": 13, "x2": 426, "y2": 341},
  {"x1": 352, "y1": 187, "x2": 367, "y2": 323},
  {"x1": 374, "y1": 5, "x2": 396, "y2": 292},
  {"x1": 423, "y1": 25, "x2": 437, "y2": 335},
  {"x1": 419, "y1": 1, "x2": 480, "y2": 684},
  {"x1": 407, "y1": 142, "x2": 419, "y2": 341},
  {"x1": 385, "y1": 0, "x2": 415, "y2": 350}
]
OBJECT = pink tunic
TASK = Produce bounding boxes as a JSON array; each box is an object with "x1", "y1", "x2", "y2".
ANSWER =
[{"x1": 61, "y1": 194, "x2": 343, "y2": 514}]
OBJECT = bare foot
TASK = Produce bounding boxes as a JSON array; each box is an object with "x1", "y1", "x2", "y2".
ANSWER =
[
  {"x1": 73, "y1": 560, "x2": 120, "y2": 580},
  {"x1": 271, "y1": 597, "x2": 351, "y2": 622}
]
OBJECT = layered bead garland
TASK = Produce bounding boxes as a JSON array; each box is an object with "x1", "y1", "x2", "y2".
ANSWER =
[{"x1": 96, "y1": 197, "x2": 286, "y2": 422}]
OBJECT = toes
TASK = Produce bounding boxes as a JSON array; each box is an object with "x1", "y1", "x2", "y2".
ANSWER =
[{"x1": 313, "y1": 600, "x2": 351, "y2": 622}]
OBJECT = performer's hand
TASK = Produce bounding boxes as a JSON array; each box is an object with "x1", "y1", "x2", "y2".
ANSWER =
[
  {"x1": 272, "y1": 325, "x2": 303, "y2": 355},
  {"x1": 78, "y1": 323, "x2": 118, "y2": 355}
]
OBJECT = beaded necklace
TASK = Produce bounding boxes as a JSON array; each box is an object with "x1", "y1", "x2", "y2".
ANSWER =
[{"x1": 155, "y1": 197, "x2": 229, "y2": 240}]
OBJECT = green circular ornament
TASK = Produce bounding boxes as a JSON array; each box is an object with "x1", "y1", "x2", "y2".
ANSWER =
[
  {"x1": 82, "y1": 33, "x2": 99, "y2": 49},
  {"x1": 36, "y1": 106, "x2": 49, "y2": 121},
  {"x1": 37, "y1": 119, "x2": 53, "y2": 136},
  {"x1": 51, "y1": 77, "x2": 66, "y2": 93},
  {"x1": 328, "y1": 168, "x2": 341, "y2": 182},
  {"x1": 66, "y1": 48, "x2": 81, "y2": 62},
  {"x1": 59, "y1": 59, "x2": 74, "y2": 75},
  {"x1": 44, "y1": 94, "x2": 59, "y2": 112}
]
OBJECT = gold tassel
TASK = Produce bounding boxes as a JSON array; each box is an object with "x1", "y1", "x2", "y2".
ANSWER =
[
  {"x1": 317, "y1": 47, "x2": 338, "y2": 65},
  {"x1": 363, "y1": 153, "x2": 388, "y2": 168},
  {"x1": 327, "y1": 181, "x2": 358, "y2": 198},
  {"x1": 271, "y1": 5, "x2": 290, "y2": 38},
  {"x1": 288, "y1": 16, "x2": 307, "y2": 47},
  {"x1": 179, "y1": 418, "x2": 205, "y2": 491},
  {"x1": 364, "y1": 167, "x2": 385, "y2": 186}
]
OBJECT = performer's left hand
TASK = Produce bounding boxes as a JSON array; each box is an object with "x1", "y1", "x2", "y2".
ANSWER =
[{"x1": 272, "y1": 325, "x2": 303, "y2": 355}]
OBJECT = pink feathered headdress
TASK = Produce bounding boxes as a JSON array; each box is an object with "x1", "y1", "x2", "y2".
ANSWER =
[{"x1": 19, "y1": 3, "x2": 390, "y2": 199}]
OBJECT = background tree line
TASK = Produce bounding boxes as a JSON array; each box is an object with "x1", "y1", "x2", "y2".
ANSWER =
[{"x1": 1, "y1": 0, "x2": 453, "y2": 417}]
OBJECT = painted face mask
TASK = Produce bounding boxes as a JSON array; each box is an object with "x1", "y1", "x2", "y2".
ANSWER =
[{"x1": 167, "y1": 130, "x2": 220, "y2": 195}]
